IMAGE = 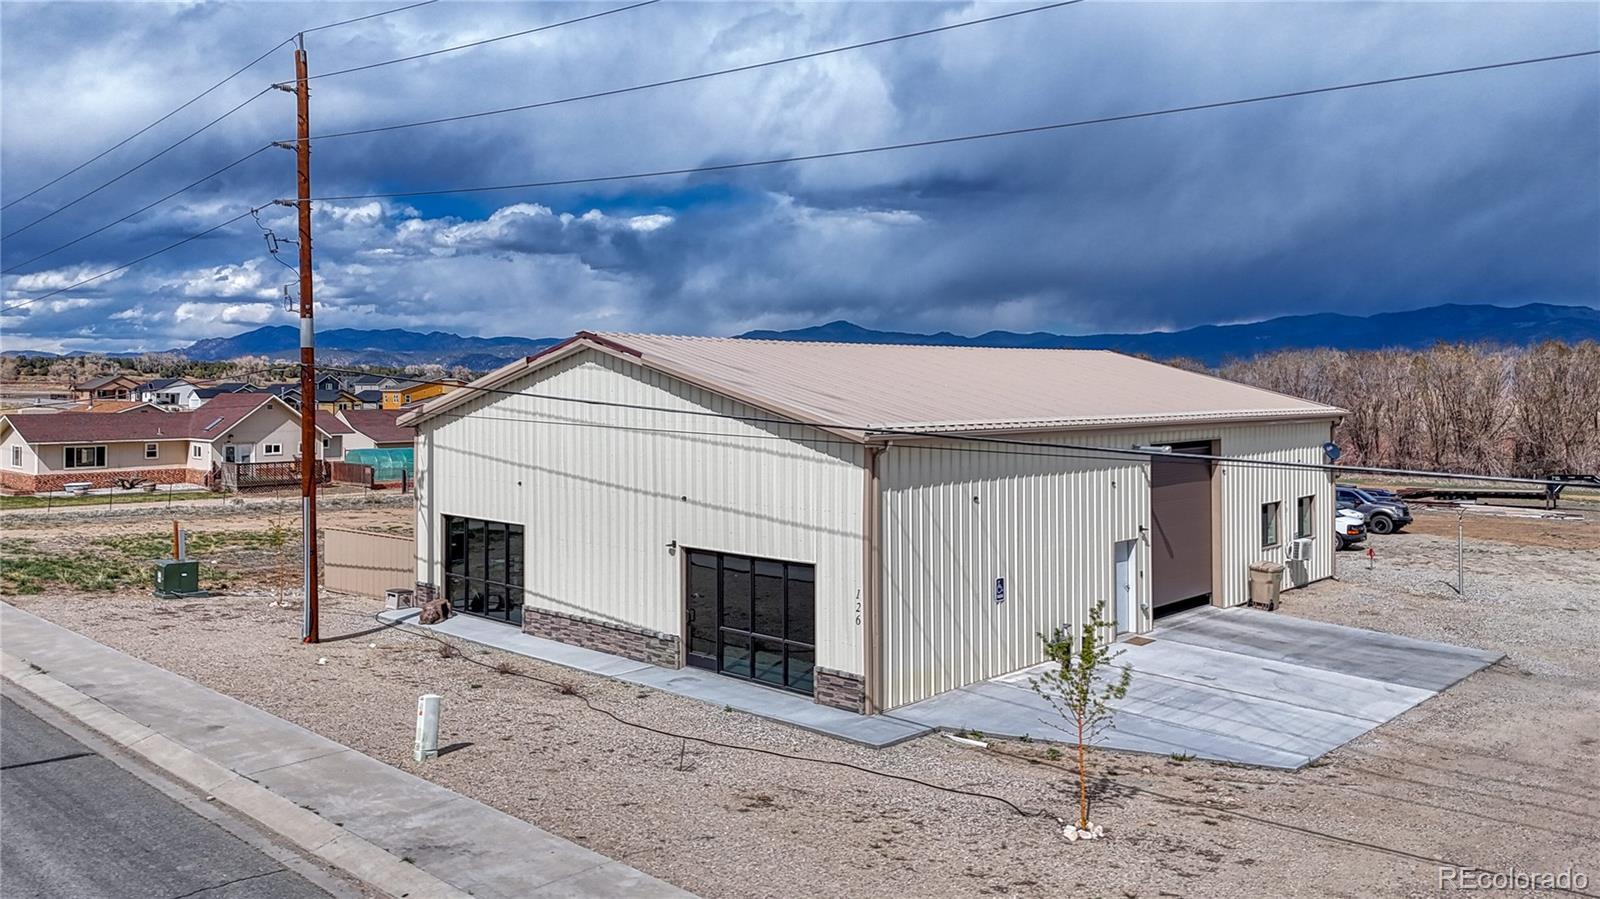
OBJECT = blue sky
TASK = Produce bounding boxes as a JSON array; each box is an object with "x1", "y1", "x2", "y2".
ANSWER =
[{"x1": 1, "y1": 0, "x2": 1596, "y2": 353}]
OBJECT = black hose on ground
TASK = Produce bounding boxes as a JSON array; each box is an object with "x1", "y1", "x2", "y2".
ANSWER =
[{"x1": 328, "y1": 608, "x2": 1043, "y2": 820}]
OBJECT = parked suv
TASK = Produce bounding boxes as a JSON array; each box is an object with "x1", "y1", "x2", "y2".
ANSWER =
[{"x1": 1336, "y1": 485, "x2": 1413, "y2": 535}]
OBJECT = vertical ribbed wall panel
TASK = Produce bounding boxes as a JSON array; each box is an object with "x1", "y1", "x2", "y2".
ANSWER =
[
  {"x1": 414, "y1": 349, "x2": 865, "y2": 674},
  {"x1": 879, "y1": 419, "x2": 1335, "y2": 708}
]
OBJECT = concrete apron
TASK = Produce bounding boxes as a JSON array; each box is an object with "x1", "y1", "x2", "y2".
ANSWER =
[
  {"x1": 890, "y1": 606, "x2": 1504, "y2": 769},
  {"x1": 0, "y1": 602, "x2": 695, "y2": 899}
]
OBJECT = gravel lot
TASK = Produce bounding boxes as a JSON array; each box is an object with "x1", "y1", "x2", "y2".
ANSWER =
[{"x1": 5, "y1": 504, "x2": 1597, "y2": 898}]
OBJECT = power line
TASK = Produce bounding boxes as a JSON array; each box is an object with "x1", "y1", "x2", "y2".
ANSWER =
[
  {"x1": 0, "y1": 42, "x2": 287, "y2": 212},
  {"x1": 303, "y1": 0, "x2": 1088, "y2": 140},
  {"x1": 0, "y1": 0, "x2": 438, "y2": 212},
  {"x1": 314, "y1": 363, "x2": 1568, "y2": 487},
  {"x1": 299, "y1": 49, "x2": 1600, "y2": 203},
  {"x1": 0, "y1": 208, "x2": 260, "y2": 314},
  {"x1": 7, "y1": 0, "x2": 1088, "y2": 274},
  {"x1": 2, "y1": 146, "x2": 275, "y2": 275},
  {"x1": 2, "y1": 89, "x2": 275, "y2": 241},
  {"x1": 302, "y1": 0, "x2": 439, "y2": 35},
  {"x1": 301, "y1": 0, "x2": 662, "y2": 82}
]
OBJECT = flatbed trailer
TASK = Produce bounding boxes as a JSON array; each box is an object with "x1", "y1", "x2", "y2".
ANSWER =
[{"x1": 1398, "y1": 474, "x2": 1600, "y2": 510}]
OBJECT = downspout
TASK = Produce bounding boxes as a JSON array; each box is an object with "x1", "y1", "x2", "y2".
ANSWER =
[{"x1": 862, "y1": 444, "x2": 886, "y2": 715}]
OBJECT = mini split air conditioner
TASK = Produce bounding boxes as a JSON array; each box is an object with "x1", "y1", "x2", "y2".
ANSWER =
[{"x1": 1285, "y1": 537, "x2": 1314, "y2": 562}]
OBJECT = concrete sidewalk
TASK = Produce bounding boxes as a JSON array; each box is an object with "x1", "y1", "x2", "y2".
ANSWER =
[
  {"x1": 0, "y1": 603, "x2": 693, "y2": 899},
  {"x1": 381, "y1": 607, "x2": 931, "y2": 747}
]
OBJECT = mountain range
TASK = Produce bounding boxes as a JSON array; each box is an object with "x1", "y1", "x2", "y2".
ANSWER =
[
  {"x1": 178, "y1": 326, "x2": 561, "y2": 371},
  {"x1": 6, "y1": 303, "x2": 1597, "y2": 369},
  {"x1": 741, "y1": 303, "x2": 1600, "y2": 364}
]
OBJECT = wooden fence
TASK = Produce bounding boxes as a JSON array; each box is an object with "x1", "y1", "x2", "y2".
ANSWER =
[
  {"x1": 321, "y1": 527, "x2": 414, "y2": 598},
  {"x1": 219, "y1": 460, "x2": 330, "y2": 492},
  {"x1": 328, "y1": 461, "x2": 374, "y2": 488}
]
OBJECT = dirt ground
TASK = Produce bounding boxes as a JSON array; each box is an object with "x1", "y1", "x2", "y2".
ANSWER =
[
  {"x1": 4, "y1": 504, "x2": 1597, "y2": 898},
  {"x1": 1401, "y1": 507, "x2": 1600, "y2": 553},
  {"x1": 0, "y1": 493, "x2": 412, "y2": 542}
]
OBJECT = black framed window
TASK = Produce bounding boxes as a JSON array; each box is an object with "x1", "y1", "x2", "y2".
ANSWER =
[
  {"x1": 63, "y1": 445, "x2": 106, "y2": 468},
  {"x1": 1295, "y1": 495, "x2": 1315, "y2": 539},
  {"x1": 1262, "y1": 501, "x2": 1281, "y2": 548},
  {"x1": 443, "y1": 514, "x2": 524, "y2": 625},
  {"x1": 685, "y1": 550, "x2": 816, "y2": 696}
]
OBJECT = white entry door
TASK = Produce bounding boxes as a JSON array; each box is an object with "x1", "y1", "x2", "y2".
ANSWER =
[{"x1": 1113, "y1": 540, "x2": 1137, "y2": 634}]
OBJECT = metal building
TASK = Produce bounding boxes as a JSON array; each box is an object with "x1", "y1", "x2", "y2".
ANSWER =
[{"x1": 403, "y1": 332, "x2": 1344, "y2": 714}]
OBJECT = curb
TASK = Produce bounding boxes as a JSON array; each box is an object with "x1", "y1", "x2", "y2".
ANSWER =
[{"x1": 1, "y1": 650, "x2": 469, "y2": 899}]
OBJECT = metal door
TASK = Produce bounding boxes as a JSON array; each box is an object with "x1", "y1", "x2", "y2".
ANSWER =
[
  {"x1": 1113, "y1": 539, "x2": 1137, "y2": 633},
  {"x1": 1150, "y1": 442, "x2": 1214, "y2": 609}
]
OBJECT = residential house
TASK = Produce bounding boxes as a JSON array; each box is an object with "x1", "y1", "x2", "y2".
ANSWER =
[
  {"x1": 353, "y1": 389, "x2": 385, "y2": 409},
  {"x1": 192, "y1": 382, "x2": 254, "y2": 402},
  {"x1": 70, "y1": 373, "x2": 142, "y2": 402},
  {"x1": 381, "y1": 378, "x2": 462, "y2": 410},
  {"x1": 134, "y1": 377, "x2": 203, "y2": 410},
  {"x1": 259, "y1": 383, "x2": 303, "y2": 407},
  {"x1": 316, "y1": 388, "x2": 361, "y2": 413},
  {"x1": 10, "y1": 400, "x2": 158, "y2": 415},
  {"x1": 1, "y1": 393, "x2": 336, "y2": 493},
  {"x1": 404, "y1": 332, "x2": 1345, "y2": 714},
  {"x1": 344, "y1": 373, "x2": 410, "y2": 392}
]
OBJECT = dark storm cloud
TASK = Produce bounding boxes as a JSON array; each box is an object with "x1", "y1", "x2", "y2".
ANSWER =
[{"x1": 1, "y1": 0, "x2": 1595, "y2": 352}]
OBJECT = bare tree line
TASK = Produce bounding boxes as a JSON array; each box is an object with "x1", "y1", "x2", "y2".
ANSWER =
[{"x1": 1211, "y1": 341, "x2": 1600, "y2": 476}]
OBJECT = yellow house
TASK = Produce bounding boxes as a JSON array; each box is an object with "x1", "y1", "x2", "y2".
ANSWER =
[
  {"x1": 315, "y1": 388, "x2": 362, "y2": 413},
  {"x1": 381, "y1": 379, "x2": 462, "y2": 410}
]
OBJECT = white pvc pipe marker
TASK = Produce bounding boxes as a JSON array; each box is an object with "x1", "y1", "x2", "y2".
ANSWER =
[{"x1": 414, "y1": 694, "x2": 441, "y2": 761}]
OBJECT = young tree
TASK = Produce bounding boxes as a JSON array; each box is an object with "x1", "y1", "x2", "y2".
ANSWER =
[{"x1": 1030, "y1": 600, "x2": 1132, "y2": 835}]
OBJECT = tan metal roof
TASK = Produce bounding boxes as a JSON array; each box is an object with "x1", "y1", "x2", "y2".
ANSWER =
[{"x1": 403, "y1": 332, "x2": 1344, "y2": 437}]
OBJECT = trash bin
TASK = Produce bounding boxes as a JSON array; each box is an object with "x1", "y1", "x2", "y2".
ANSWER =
[{"x1": 1248, "y1": 562, "x2": 1285, "y2": 610}]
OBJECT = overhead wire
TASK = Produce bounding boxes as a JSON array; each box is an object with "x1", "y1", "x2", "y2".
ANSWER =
[
  {"x1": 302, "y1": 0, "x2": 1088, "y2": 140},
  {"x1": 2, "y1": 0, "x2": 661, "y2": 279},
  {"x1": 311, "y1": 364, "x2": 1566, "y2": 486},
  {"x1": 299, "y1": 49, "x2": 1600, "y2": 204},
  {"x1": 2, "y1": 89, "x2": 277, "y2": 241},
  {"x1": 301, "y1": 0, "x2": 662, "y2": 82},
  {"x1": 301, "y1": 0, "x2": 440, "y2": 35},
  {"x1": 0, "y1": 41, "x2": 288, "y2": 211},
  {"x1": 2, "y1": 146, "x2": 276, "y2": 275},
  {"x1": 0, "y1": 0, "x2": 438, "y2": 211},
  {"x1": 0, "y1": 207, "x2": 263, "y2": 314}
]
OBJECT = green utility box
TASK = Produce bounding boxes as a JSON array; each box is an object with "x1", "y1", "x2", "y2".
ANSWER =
[{"x1": 153, "y1": 560, "x2": 202, "y2": 597}]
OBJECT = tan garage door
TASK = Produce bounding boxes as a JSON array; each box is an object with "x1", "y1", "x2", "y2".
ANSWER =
[{"x1": 1150, "y1": 444, "x2": 1214, "y2": 609}]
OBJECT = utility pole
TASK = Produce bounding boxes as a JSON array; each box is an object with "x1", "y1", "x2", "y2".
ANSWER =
[{"x1": 275, "y1": 34, "x2": 319, "y2": 643}]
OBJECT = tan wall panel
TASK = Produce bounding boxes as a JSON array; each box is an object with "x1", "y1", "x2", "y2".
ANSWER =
[
  {"x1": 879, "y1": 419, "x2": 1336, "y2": 708},
  {"x1": 414, "y1": 348, "x2": 866, "y2": 674},
  {"x1": 324, "y1": 527, "x2": 414, "y2": 597}
]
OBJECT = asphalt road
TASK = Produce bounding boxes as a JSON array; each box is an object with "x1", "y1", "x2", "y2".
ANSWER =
[{"x1": 0, "y1": 694, "x2": 335, "y2": 899}]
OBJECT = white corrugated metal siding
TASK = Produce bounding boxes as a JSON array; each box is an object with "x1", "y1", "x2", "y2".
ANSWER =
[
  {"x1": 415, "y1": 348, "x2": 866, "y2": 674},
  {"x1": 878, "y1": 419, "x2": 1336, "y2": 708}
]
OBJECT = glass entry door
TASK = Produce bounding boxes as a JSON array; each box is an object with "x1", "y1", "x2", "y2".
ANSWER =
[{"x1": 684, "y1": 550, "x2": 815, "y2": 695}]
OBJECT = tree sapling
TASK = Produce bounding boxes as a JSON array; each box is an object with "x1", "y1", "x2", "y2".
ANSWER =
[{"x1": 1030, "y1": 600, "x2": 1132, "y2": 837}]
